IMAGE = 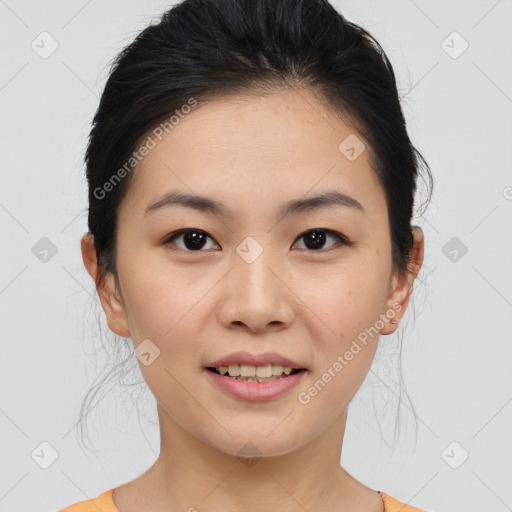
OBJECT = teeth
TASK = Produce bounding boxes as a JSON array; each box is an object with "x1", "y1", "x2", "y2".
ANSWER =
[
  {"x1": 226, "y1": 365, "x2": 240, "y2": 376},
  {"x1": 256, "y1": 365, "x2": 272, "y2": 378},
  {"x1": 216, "y1": 364, "x2": 296, "y2": 378},
  {"x1": 241, "y1": 364, "x2": 256, "y2": 377}
]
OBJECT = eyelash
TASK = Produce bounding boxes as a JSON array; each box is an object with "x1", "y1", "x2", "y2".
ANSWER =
[{"x1": 162, "y1": 228, "x2": 353, "y2": 253}]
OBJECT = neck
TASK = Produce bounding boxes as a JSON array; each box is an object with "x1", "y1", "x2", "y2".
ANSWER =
[{"x1": 117, "y1": 403, "x2": 382, "y2": 512}]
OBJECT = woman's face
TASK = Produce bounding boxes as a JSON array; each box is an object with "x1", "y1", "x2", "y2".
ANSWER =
[{"x1": 84, "y1": 89, "x2": 422, "y2": 457}]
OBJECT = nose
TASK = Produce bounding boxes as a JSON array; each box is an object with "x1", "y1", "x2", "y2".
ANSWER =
[{"x1": 217, "y1": 246, "x2": 295, "y2": 333}]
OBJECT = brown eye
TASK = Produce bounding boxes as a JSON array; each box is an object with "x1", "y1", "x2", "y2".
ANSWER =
[
  {"x1": 163, "y1": 228, "x2": 352, "y2": 253},
  {"x1": 164, "y1": 229, "x2": 219, "y2": 251},
  {"x1": 293, "y1": 229, "x2": 350, "y2": 251}
]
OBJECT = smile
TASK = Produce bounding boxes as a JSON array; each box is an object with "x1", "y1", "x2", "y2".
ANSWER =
[{"x1": 204, "y1": 365, "x2": 307, "y2": 401}]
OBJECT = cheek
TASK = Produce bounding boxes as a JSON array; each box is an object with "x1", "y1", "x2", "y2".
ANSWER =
[
  {"x1": 119, "y1": 247, "x2": 214, "y2": 342},
  {"x1": 295, "y1": 257, "x2": 389, "y2": 333},
  {"x1": 291, "y1": 256, "x2": 390, "y2": 392}
]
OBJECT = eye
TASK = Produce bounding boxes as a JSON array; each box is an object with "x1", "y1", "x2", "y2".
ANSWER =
[
  {"x1": 163, "y1": 228, "x2": 352, "y2": 253},
  {"x1": 163, "y1": 228, "x2": 219, "y2": 251},
  {"x1": 293, "y1": 229, "x2": 352, "y2": 251}
]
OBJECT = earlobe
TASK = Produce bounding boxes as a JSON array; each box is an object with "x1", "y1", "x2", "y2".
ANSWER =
[
  {"x1": 80, "y1": 232, "x2": 131, "y2": 338},
  {"x1": 380, "y1": 226, "x2": 425, "y2": 335},
  {"x1": 100, "y1": 274, "x2": 131, "y2": 338}
]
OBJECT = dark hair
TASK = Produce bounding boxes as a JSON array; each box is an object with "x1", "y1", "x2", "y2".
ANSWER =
[{"x1": 78, "y1": 0, "x2": 433, "y2": 453}]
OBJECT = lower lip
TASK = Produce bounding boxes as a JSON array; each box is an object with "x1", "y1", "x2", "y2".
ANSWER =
[{"x1": 204, "y1": 368, "x2": 307, "y2": 401}]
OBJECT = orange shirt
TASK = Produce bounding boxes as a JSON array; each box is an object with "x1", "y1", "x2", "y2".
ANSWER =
[{"x1": 58, "y1": 488, "x2": 428, "y2": 511}]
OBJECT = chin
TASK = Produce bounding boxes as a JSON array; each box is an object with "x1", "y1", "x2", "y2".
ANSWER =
[{"x1": 201, "y1": 427, "x2": 306, "y2": 460}]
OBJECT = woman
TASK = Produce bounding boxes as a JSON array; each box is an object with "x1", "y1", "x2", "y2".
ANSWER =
[{"x1": 60, "y1": 0, "x2": 433, "y2": 510}]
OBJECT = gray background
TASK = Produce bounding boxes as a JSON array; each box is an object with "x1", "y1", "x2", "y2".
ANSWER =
[{"x1": 1, "y1": 1, "x2": 511, "y2": 511}]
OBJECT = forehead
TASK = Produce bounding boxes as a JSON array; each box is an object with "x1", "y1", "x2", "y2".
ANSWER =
[{"x1": 119, "y1": 89, "x2": 385, "y2": 221}]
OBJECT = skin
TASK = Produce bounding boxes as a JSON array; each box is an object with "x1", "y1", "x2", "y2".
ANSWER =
[{"x1": 81, "y1": 88, "x2": 424, "y2": 512}]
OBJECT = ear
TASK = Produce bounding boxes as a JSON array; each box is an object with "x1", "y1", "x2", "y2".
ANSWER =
[
  {"x1": 380, "y1": 226, "x2": 424, "y2": 335},
  {"x1": 80, "y1": 232, "x2": 131, "y2": 338}
]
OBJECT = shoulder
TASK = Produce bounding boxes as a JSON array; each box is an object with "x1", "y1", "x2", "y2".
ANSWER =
[
  {"x1": 379, "y1": 491, "x2": 429, "y2": 512},
  {"x1": 56, "y1": 488, "x2": 118, "y2": 512}
]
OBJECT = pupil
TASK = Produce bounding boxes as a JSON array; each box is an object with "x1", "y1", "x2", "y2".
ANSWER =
[
  {"x1": 304, "y1": 230, "x2": 325, "y2": 250},
  {"x1": 184, "y1": 231, "x2": 206, "y2": 250}
]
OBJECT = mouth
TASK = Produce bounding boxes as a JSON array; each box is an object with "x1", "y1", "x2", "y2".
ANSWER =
[
  {"x1": 205, "y1": 365, "x2": 307, "y2": 383},
  {"x1": 204, "y1": 363, "x2": 308, "y2": 401}
]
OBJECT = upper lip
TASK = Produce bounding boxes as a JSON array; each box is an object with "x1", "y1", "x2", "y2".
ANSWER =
[{"x1": 205, "y1": 351, "x2": 306, "y2": 370}]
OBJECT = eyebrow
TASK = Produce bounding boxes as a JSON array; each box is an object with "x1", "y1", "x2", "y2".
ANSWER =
[{"x1": 144, "y1": 189, "x2": 364, "y2": 220}]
